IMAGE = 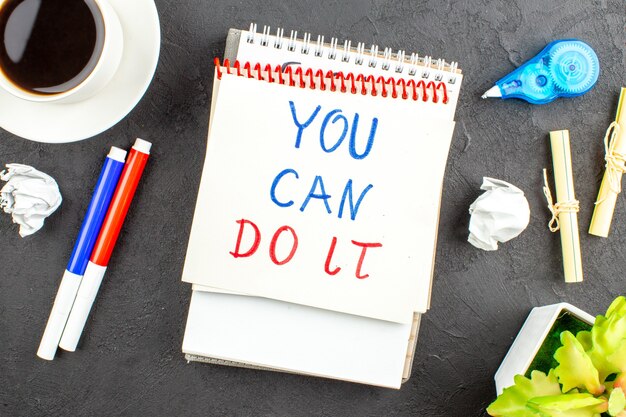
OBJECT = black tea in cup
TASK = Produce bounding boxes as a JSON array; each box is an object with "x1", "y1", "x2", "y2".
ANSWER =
[{"x1": 0, "y1": 0, "x2": 105, "y2": 95}]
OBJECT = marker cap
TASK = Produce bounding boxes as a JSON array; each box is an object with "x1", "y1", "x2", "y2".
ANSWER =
[
  {"x1": 108, "y1": 146, "x2": 127, "y2": 163},
  {"x1": 133, "y1": 138, "x2": 152, "y2": 154}
]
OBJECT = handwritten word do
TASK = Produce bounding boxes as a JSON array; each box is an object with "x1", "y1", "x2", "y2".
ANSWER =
[{"x1": 229, "y1": 219, "x2": 382, "y2": 279}]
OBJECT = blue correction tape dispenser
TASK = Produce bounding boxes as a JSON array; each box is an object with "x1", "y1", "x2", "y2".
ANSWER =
[{"x1": 481, "y1": 39, "x2": 600, "y2": 104}]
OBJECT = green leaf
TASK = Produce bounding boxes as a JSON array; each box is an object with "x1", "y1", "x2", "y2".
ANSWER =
[
  {"x1": 529, "y1": 393, "x2": 605, "y2": 410},
  {"x1": 586, "y1": 299, "x2": 626, "y2": 381},
  {"x1": 487, "y1": 370, "x2": 561, "y2": 417},
  {"x1": 606, "y1": 297, "x2": 626, "y2": 319},
  {"x1": 527, "y1": 393, "x2": 607, "y2": 417},
  {"x1": 554, "y1": 331, "x2": 604, "y2": 395},
  {"x1": 577, "y1": 331, "x2": 593, "y2": 352},
  {"x1": 609, "y1": 387, "x2": 626, "y2": 416},
  {"x1": 608, "y1": 342, "x2": 626, "y2": 375}
]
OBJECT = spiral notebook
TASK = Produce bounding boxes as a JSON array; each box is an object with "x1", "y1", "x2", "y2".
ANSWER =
[{"x1": 181, "y1": 25, "x2": 463, "y2": 388}]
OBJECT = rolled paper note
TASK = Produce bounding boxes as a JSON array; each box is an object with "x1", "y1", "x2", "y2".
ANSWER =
[
  {"x1": 543, "y1": 130, "x2": 583, "y2": 283},
  {"x1": 589, "y1": 87, "x2": 626, "y2": 238}
]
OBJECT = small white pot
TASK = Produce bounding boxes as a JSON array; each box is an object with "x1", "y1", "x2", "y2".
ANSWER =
[{"x1": 494, "y1": 303, "x2": 595, "y2": 395}]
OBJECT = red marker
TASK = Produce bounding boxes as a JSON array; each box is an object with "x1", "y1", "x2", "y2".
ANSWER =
[{"x1": 59, "y1": 139, "x2": 151, "y2": 351}]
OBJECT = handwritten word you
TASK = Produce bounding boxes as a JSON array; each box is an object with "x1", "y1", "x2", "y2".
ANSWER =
[{"x1": 289, "y1": 101, "x2": 378, "y2": 160}]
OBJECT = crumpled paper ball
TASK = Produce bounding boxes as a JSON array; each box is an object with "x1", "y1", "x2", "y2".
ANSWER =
[
  {"x1": 468, "y1": 177, "x2": 530, "y2": 251},
  {"x1": 0, "y1": 164, "x2": 62, "y2": 237}
]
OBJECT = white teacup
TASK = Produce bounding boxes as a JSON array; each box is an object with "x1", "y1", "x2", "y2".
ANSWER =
[{"x1": 0, "y1": 0, "x2": 123, "y2": 104}]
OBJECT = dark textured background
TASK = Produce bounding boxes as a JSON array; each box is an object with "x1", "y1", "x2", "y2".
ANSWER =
[{"x1": 1, "y1": 0, "x2": 625, "y2": 416}]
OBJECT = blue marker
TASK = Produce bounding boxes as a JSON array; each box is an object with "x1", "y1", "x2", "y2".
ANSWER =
[
  {"x1": 37, "y1": 147, "x2": 126, "y2": 360},
  {"x1": 482, "y1": 39, "x2": 600, "y2": 104}
]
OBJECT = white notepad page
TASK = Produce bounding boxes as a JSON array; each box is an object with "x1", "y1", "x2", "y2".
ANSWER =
[
  {"x1": 194, "y1": 28, "x2": 462, "y2": 312},
  {"x1": 182, "y1": 73, "x2": 455, "y2": 322},
  {"x1": 183, "y1": 290, "x2": 412, "y2": 389}
]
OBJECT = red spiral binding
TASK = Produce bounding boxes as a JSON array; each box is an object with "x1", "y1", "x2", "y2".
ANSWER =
[{"x1": 213, "y1": 58, "x2": 449, "y2": 104}]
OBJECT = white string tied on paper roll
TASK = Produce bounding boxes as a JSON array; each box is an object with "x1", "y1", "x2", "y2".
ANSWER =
[
  {"x1": 542, "y1": 168, "x2": 580, "y2": 233},
  {"x1": 596, "y1": 121, "x2": 625, "y2": 204}
]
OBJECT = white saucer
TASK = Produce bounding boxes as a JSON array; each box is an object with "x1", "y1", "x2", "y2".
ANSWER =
[{"x1": 0, "y1": 0, "x2": 160, "y2": 143}]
